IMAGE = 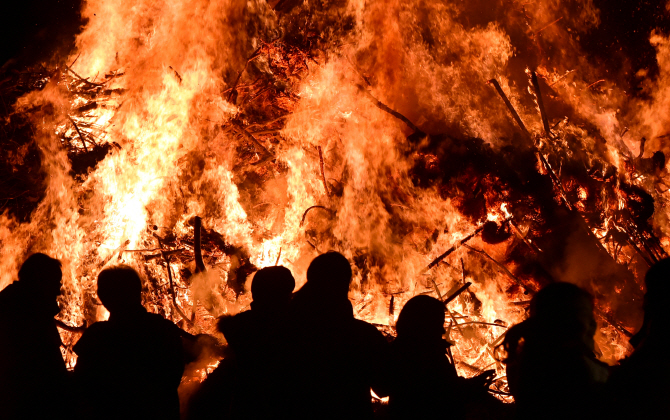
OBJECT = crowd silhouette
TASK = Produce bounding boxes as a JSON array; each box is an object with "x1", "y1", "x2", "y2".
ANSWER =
[{"x1": 0, "y1": 250, "x2": 668, "y2": 419}]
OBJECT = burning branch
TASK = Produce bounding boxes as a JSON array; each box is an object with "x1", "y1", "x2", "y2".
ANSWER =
[
  {"x1": 442, "y1": 281, "x2": 472, "y2": 306},
  {"x1": 164, "y1": 253, "x2": 195, "y2": 327},
  {"x1": 64, "y1": 64, "x2": 104, "y2": 88},
  {"x1": 487, "y1": 79, "x2": 530, "y2": 137},
  {"x1": 194, "y1": 216, "x2": 206, "y2": 273},
  {"x1": 530, "y1": 71, "x2": 552, "y2": 138},
  {"x1": 227, "y1": 45, "x2": 264, "y2": 103},
  {"x1": 55, "y1": 319, "x2": 87, "y2": 333},
  {"x1": 462, "y1": 244, "x2": 523, "y2": 287},
  {"x1": 357, "y1": 85, "x2": 421, "y2": 133},
  {"x1": 231, "y1": 121, "x2": 274, "y2": 164},
  {"x1": 300, "y1": 205, "x2": 336, "y2": 227},
  {"x1": 427, "y1": 219, "x2": 513, "y2": 271},
  {"x1": 489, "y1": 77, "x2": 572, "y2": 210},
  {"x1": 317, "y1": 146, "x2": 330, "y2": 197},
  {"x1": 68, "y1": 115, "x2": 89, "y2": 152}
]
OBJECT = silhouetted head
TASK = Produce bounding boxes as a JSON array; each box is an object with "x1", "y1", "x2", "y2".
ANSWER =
[
  {"x1": 305, "y1": 251, "x2": 352, "y2": 298},
  {"x1": 530, "y1": 282, "x2": 596, "y2": 349},
  {"x1": 250, "y1": 266, "x2": 295, "y2": 308},
  {"x1": 643, "y1": 258, "x2": 670, "y2": 319},
  {"x1": 97, "y1": 265, "x2": 143, "y2": 315},
  {"x1": 396, "y1": 295, "x2": 445, "y2": 340},
  {"x1": 18, "y1": 253, "x2": 62, "y2": 301},
  {"x1": 500, "y1": 282, "x2": 596, "y2": 362}
]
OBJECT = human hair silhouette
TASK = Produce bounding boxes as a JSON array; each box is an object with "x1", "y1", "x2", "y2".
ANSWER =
[
  {"x1": 608, "y1": 258, "x2": 670, "y2": 419},
  {"x1": 17, "y1": 252, "x2": 63, "y2": 314},
  {"x1": 0, "y1": 253, "x2": 69, "y2": 420},
  {"x1": 501, "y1": 282, "x2": 607, "y2": 420},
  {"x1": 250, "y1": 265, "x2": 295, "y2": 310},
  {"x1": 395, "y1": 294, "x2": 446, "y2": 339},
  {"x1": 285, "y1": 251, "x2": 390, "y2": 419},
  {"x1": 96, "y1": 264, "x2": 142, "y2": 314},
  {"x1": 74, "y1": 265, "x2": 185, "y2": 420},
  {"x1": 190, "y1": 265, "x2": 296, "y2": 420},
  {"x1": 388, "y1": 295, "x2": 462, "y2": 419}
]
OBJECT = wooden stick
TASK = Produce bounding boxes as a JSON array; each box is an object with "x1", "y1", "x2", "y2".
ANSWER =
[
  {"x1": 426, "y1": 222, "x2": 495, "y2": 271},
  {"x1": 530, "y1": 71, "x2": 552, "y2": 138},
  {"x1": 462, "y1": 243, "x2": 523, "y2": 286},
  {"x1": 164, "y1": 252, "x2": 195, "y2": 327},
  {"x1": 317, "y1": 146, "x2": 330, "y2": 197},
  {"x1": 232, "y1": 121, "x2": 274, "y2": 160},
  {"x1": 68, "y1": 116, "x2": 89, "y2": 152},
  {"x1": 64, "y1": 64, "x2": 105, "y2": 88},
  {"x1": 487, "y1": 79, "x2": 530, "y2": 137},
  {"x1": 443, "y1": 282, "x2": 472, "y2": 306},
  {"x1": 300, "y1": 205, "x2": 336, "y2": 226},
  {"x1": 227, "y1": 45, "x2": 263, "y2": 102},
  {"x1": 275, "y1": 247, "x2": 282, "y2": 266},
  {"x1": 194, "y1": 216, "x2": 206, "y2": 273},
  {"x1": 357, "y1": 85, "x2": 421, "y2": 133}
]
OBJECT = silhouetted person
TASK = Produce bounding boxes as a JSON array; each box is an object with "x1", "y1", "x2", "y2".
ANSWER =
[
  {"x1": 388, "y1": 295, "x2": 464, "y2": 419},
  {"x1": 287, "y1": 251, "x2": 390, "y2": 419},
  {"x1": 0, "y1": 253, "x2": 69, "y2": 420},
  {"x1": 388, "y1": 295, "x2": 498, "y2": 420},
  {"x1": 189, "y1": 266, "x2": 296, "y2": 420},
  {"x1": 608, "y1": 258, "x2": 670, "y2": 419},
  {"x1": 501, "y1": 282, "x2": 608, "y2": 420},
  {"x1": 73, "y1": 265, "x2": 185, "y2": 420}
]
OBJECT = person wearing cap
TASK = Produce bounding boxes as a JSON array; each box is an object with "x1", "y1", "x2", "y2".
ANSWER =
[{"x1": 0, "y1": 253, "x2": 69, "y2": 420}]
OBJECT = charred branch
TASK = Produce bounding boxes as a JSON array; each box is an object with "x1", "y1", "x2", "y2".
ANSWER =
[
  {"x1": 443, "y1": 282, "x2": 472, "y2": 307},
  {"x1": 317, "y1": 145, "x2": 330, "y2": 197},
  {"x1": 300, "y1": 205, "x2": 336, "y2": 226},
  {"x1": 64, "y1": 64, "x2": 105, "y2": 88},
  {"x1": 194, "y1": 216, "x2": 206, "y2": 273},
  {"x1": 487, "y1": 79, "x2": 530, "y2": 138},
  {"x1": 68, "y1": 115, "x2": 89, "y2": 152},
  {"x1": 462, "y1": 244, "x2": 523, "y2": 287},
  {"x1": 357, "y1": 85, "x2": 421, "y2": 134},
  {"x1": 231, "y1": 121, "x2": 274, "y2": 162},
  {"x1": 55, "y1": 319, "x2": 87, "y2": 333},
  {"x1": 530, "y1": 70, "x2": 552, "y2": 138}
]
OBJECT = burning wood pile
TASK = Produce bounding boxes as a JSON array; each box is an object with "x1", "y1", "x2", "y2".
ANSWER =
[{"x1": 2, "y1": 0, "x2": 670, "y2": 402}]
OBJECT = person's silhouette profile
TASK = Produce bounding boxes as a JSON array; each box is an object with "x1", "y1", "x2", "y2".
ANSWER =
[{"x1": 0, "y1": 253, "x2": 69, "y2": 420}]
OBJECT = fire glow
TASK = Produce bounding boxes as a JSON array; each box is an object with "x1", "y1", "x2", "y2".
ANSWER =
[{"x1": 2, "y1": 0, "x2": 670, "y2": 401}]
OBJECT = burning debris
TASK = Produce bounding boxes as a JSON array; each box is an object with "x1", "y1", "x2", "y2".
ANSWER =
[{"x1": 2, "y1": 0, "x2": 670, "y2": 404}]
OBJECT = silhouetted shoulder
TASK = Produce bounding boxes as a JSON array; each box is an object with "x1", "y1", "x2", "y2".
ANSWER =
[{"x1": 72, "y1": 320, "x2": 110, "y2": 353}]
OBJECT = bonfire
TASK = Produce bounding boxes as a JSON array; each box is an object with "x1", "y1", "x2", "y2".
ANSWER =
[{"x1": 2, "y1": 0, "x2": 669, "y2": 404}]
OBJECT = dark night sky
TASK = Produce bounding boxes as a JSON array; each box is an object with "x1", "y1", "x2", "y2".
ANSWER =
[{"x1": 1, "y1": 0, "x2": 83, "y2": 68}]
